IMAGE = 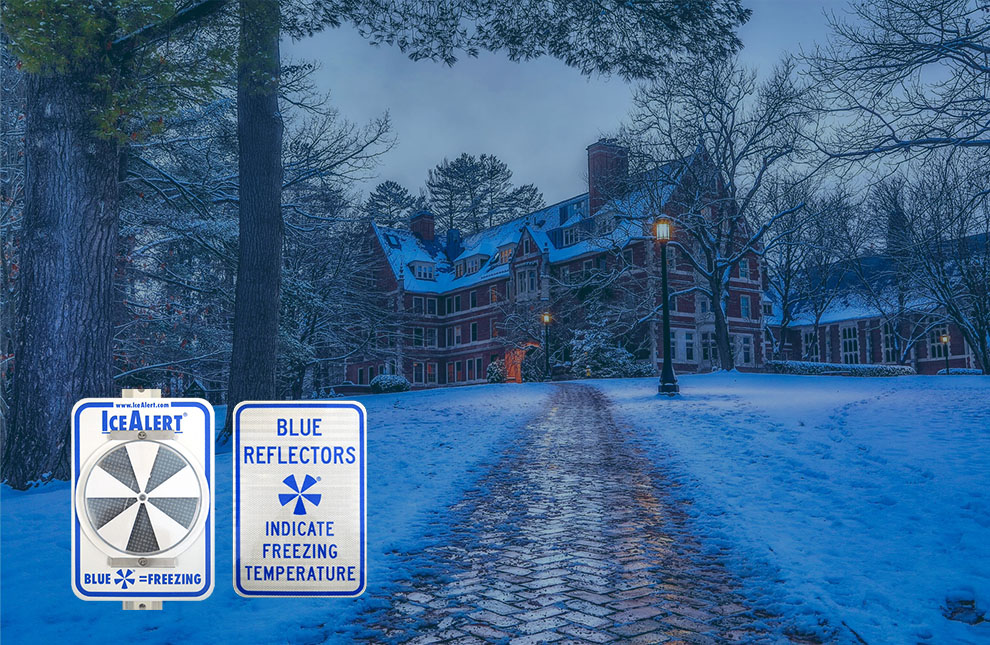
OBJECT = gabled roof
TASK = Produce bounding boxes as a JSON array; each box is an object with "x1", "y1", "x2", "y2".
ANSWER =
[{"x1": 371, "y1": 157, "x2": 692, "y2": 293}]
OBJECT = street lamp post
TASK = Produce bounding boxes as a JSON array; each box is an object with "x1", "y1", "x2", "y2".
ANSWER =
[
  {"x1": 655, "y1": 218, "x2": 679, "y2": 395},
  {"x1": 940, "y1": 333, "x2": 950, "y2": 375},
  {"x1": 542, "y1": 312, "x2": 552, "y2": 380}
]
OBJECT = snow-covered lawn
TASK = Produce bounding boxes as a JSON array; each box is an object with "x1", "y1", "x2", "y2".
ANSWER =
[
  {"x1": 593, "y1": 373, "x2": 990, "y2": 644},
  {"x1": 0, "y1": 384, "x2": 550, "y2": 644}
]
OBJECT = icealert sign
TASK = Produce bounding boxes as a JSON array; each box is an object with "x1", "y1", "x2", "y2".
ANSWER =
[
  {"x1": 71, "y1": 397, "x2": 214, "y2": 603},
  {"x1": 234, "y1": 401, "x2": 366, "y2": 597}
]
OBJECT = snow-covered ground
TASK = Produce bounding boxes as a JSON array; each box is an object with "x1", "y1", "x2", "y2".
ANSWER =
[
  {"x1": 0, "y1": 384, "x2": 550, "y2": 644},
  {"x1": 593, "y1": 373, "x2": 990, "y2": 644}
]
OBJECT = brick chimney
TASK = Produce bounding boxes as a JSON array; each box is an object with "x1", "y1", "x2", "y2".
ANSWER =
[
  {"x1": 410, "y1": 209, "x2": 435, "y2": 242},
  {"x1": 587, "y1": 139, "x2": 628, "y2": 216}
]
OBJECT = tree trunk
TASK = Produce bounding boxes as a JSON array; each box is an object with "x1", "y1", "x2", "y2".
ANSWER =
[
  {"x1": 3, "y1": 75, "x2": 119, "y2": 488},
  {"x1": 223, "y1": 0, "x2": 283, "y2": 439},
  {"x1": 713, "y1": 288, "x2": 735, "y2": 370}
]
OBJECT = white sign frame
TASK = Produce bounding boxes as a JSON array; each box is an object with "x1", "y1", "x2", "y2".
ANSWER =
[
  {"x1": 233, "y1": 401, "x2": 366, "y2": 598},
  {"x1": 71, "y1": 398, "x2": 215, "y2": 602}
]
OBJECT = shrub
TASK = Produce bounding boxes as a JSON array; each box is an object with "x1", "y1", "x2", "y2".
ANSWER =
[
  {"x1": 370, "y1": 374, "x2": 411, "y2": 393},
  {"x1": 765, "y1": 360, "x2": 916, "y2": 377},
  {"x1": 568, "y1": 326, "x2": 654, "y2": 379},
  {"x1": 486, "y1": 359, "x2": 506, "y2": 383}
]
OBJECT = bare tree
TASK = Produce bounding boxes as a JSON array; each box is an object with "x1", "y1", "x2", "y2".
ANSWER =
[
  {"x1": 619, "y1": 55, "x2": 815, "y2": 369},
  {"x1": 812, "y1": 0, "x2": 990, "y2": 158}
]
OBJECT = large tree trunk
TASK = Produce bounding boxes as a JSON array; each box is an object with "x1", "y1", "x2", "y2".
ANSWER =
[
  {"x1": 223, "y1": 0, "x2": 283, "y2": 438},
  {"x1": 2, "y1": 75, "x2": 119, "y2": 488}
]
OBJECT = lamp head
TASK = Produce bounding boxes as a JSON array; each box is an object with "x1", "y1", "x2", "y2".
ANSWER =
[{"x1": 654, "y1": 217, "x2": 672, "y2": 243}]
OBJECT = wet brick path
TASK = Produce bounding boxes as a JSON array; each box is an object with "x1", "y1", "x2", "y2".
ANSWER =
[{"x1": 365, "y1": 384, "x2": 798, "y2": 644}]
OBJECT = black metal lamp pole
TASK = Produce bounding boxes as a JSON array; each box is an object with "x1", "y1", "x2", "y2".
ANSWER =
[
  {"x1": 941, "y1": 334, "x2": 950, "y2": 375},
  {"x1": 542, "y1": 312, "x2": 551, "y2": 380},
  {"x1": 656, "y1": 218, "x2": 679, "y2": 395}
]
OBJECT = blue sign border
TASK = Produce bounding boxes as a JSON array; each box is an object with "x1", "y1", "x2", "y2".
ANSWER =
[
  {"x1": 72, "y1": 400, "x2": 213, "y2": 599},
  {"x1": 233, "y1": 402, "x2": 366, "y2": 597}
]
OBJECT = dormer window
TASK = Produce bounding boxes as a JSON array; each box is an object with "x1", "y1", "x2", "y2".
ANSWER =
[
  {"x1": 411, "y1": 262, "x2": 435, "y2": 280},
  {"x1": 523, "y1": 239, "x2": 531, "y2": 254},
  {"x1": 466, "y1": 256, "x2": 482, "y2": 274},
  {"x1": 562, "y1": 226, "x2": 578, "y2": 247},
  {"x1": 456, "y1": 263, "x2": 464, "y2": 278},
  {"x1": 499, "y1": 248, "x2": 512, "y2": 264}
]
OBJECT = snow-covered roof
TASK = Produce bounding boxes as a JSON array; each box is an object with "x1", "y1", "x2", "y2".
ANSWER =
[{"x1": 373, "y1": 161, "x2": 689, "y2": 293}]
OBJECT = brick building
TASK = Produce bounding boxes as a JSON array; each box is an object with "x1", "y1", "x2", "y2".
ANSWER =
[{"x1": 345, "y1": 141, "x2": 767, "y2": 388}]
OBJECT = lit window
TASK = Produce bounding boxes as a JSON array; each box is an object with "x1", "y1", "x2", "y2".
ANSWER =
[
  {"x1": 456, "y1": 263, "x2": 464, "y2": 278},
  {"x1": 930, "y1": 325, "x2": 949, "y2": 359},
  {"x1": 427, "y1": 363, "x2": 437, "y2": 383},
  {"x1": 489, "y1": 285, "x2": 499, "y2": 302}
]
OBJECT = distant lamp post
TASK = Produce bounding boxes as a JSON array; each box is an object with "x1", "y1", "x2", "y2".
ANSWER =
[
  {"x1": 940, "y1": 333, "x2": 951, "y2": 375},
  {"x1": 541, "y1": 312, "x2": 552, "y2": 380},
  {"x1": 655, "y1": 217, "x2": 679, "y2": 395}
]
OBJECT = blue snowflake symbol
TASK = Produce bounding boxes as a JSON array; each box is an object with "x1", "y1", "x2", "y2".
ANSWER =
[
  {"x1": 115, "y1": 568, "x2": 135, "y2": 589},
  {"x1": 279, "y1": 474, "x2": 322, "y2": 516}
]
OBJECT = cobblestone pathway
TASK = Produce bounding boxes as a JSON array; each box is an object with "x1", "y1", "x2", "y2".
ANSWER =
[{"x1": 366, "y1": 384, "x2": 801, "y2": 644}]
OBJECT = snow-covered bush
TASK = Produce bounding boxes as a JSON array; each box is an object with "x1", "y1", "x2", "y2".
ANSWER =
[
  {"x1": 936, "y1": 368, "x2": 984, "y2": 375},
  {"x1": 569, "y1": 323, "x2": 654, "y2": 379},
  {"x1": 765, "y1": 360, "x2": 916, "y2": 377},
  {"x1": 370, "y1": 374, "x2": 411, "y2": 393},
  {"x1": 486, "y1": 359, "x2": 506, "y2": 383},
  {"x1": 521, "y1": 350, "x2": 547, "y2": 382}
]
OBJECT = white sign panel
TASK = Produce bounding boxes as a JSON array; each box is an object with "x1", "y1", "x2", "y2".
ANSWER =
[
  {"x1": 71, "y1": 398, "x2": 215, "y2": 601},
  {"x1": 233, "y1": 401, "x2": 366, "y2": 597}
]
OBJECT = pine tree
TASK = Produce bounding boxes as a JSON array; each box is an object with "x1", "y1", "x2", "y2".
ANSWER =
[
  {"x1": 426, "y1": 153, "x2": 543, "y2": 234},
  {"x1": 364, "y1": 180, "x2": 416, "y2": 228}
]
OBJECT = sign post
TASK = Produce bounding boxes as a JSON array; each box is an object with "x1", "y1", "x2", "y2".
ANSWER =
[
  {"x1": 71, "y1": 390, "x2": 214, "y2": 608},
  {"x1": 233, "y1": 401, "x2": 366, "y2": 597}
]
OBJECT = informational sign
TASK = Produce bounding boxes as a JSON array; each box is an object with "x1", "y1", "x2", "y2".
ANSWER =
[
  {"x1": 71, "y1": 397, "x2": 214, "y2": 602},
  {"x1": 233, "y1": 401, "x2": 366, "y2": 597}
]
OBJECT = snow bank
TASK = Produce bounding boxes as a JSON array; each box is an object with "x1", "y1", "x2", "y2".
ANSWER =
[
  {"x1": 592, "y1": 373, "x2": 990, "y2": 643},
  {"x1": 0, "y1": 383, "x2": 550, "y2": 644}
]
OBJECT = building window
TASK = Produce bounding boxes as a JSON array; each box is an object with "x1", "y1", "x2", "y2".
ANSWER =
[
  {"x1": 368, "y1": 365, "x2": 376, "y2": 380},
  {"x1": 467, "y1": 359, "x2": 475, "y2": 380},
  {"x1": 685, "y1": 332, "x2": 695, "y2": 361},
  {"x1": 446, "y1": 327, "x2": 454, "y2": 346},
  {"x1": 413, "y1": 327, "x2": 424, "y2": 347},
  {"x1": 583, "y1": 259, "x2": 594, "y2": 277},
  {"x1": 447, "y1": 363, "x2": 455, "y2": 383},
  {"x1": 445, "y1": 296, "x2": 453, "y2": 314},
  {"x1": 476, "y1": 358, "x2": 483, "y2": 379},
  {"x1": 455, "y1": 263, "x2": 464, "y2": 278},
  {"x1": 865, "y1": 328, "x2": 874, "y2": 363},
  {"x1": 412, "y1": 296, "x2": 424, "y2": 313},
  {"x1": 413, "y1": 362, "x2": 424, "y2": 383},
  {"x1": 491, "y1": 319, "x2": 499, "y2": 338},
  {"x1": 455, "y1": 361, "x2": 464, "y2": 382},
  {"x1": 930, "y1": 325, "x2": 949, "y2": 358},
  {"x1": 470, "y1": 290, "x2": 477, "y2": 308},
  {"x1": 489, "y1": 285, "x2": 499, "y2": 302},
  {"x1": 471, "y1": 322, "x2": 478, "y2": 342},
  {"x1": 883, "y1": 323, "x2": 897, "y2": 363},
  {"x1": 740, "y1": 335, "x2": 753, "y2": 364},
  {"x1": 562, "y1": 227, "x2": 578, "y2": 246},
  {"x1": 699, "y1": 297, "x2": 709, "y2": 314},
  {"x1": 499, "y1": 248, "x2": 512, "y2": 264},
  {"x1": 667, "y1": 247, "x2": 677, "y2": 270},
  {"x1": 739, "y1": 260, "x2": 750, "y2": 280},
  {"x1": 426, "y1": 328, "x2": 437, "y2": 347},
  {"x1": 740, "y1": 295, "x2": 751, "y2": 319},
  {"x1": 427, "y1": 363, "x2": 437, "y2": 383},
  {"x1": 825, "y1": 333, "x2": 832, "y2": 362},
  {"x1": 454, "y1": 326, "x2": 462, "y2": 345},
  {"x1": 763, "y1": 302, "x2": 773, "y2": 316},
  {"x1": 669, "y1": 330, "x2": 677, "y2": 361},
  {"x1": 413, "y1": 263, "x2": 435, "y2": 280},
  {"x1": 454, "y1": 295, "x2": 461, "y2": 311},
  {"x1": 523, "y1": 239, "x2": 531, "y2": 254},
  {"x1": 528, "y1": 270, "x2": 537, "y2": 292},
  {"x1": 357, "y1": 368, "x2": 365, "y2": 385},
  {"x1": 841, "y1": 327, "x2": 859, "y2": 364},
  {"x1": 516, "y1": 270, "x2": 527, "y2": 294},
  {"x1": 701, "y1": 332, "x2": 719, "y2": 363},
  {"x1": 426, "y1": 298, "x2": 437, "y2": 315},
  {"x1": 467, "y1": 257, "x2": 480, "y2": 274},
  {"x1": 561, "y1": 266, "x2": 571, "y2": 283}
]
